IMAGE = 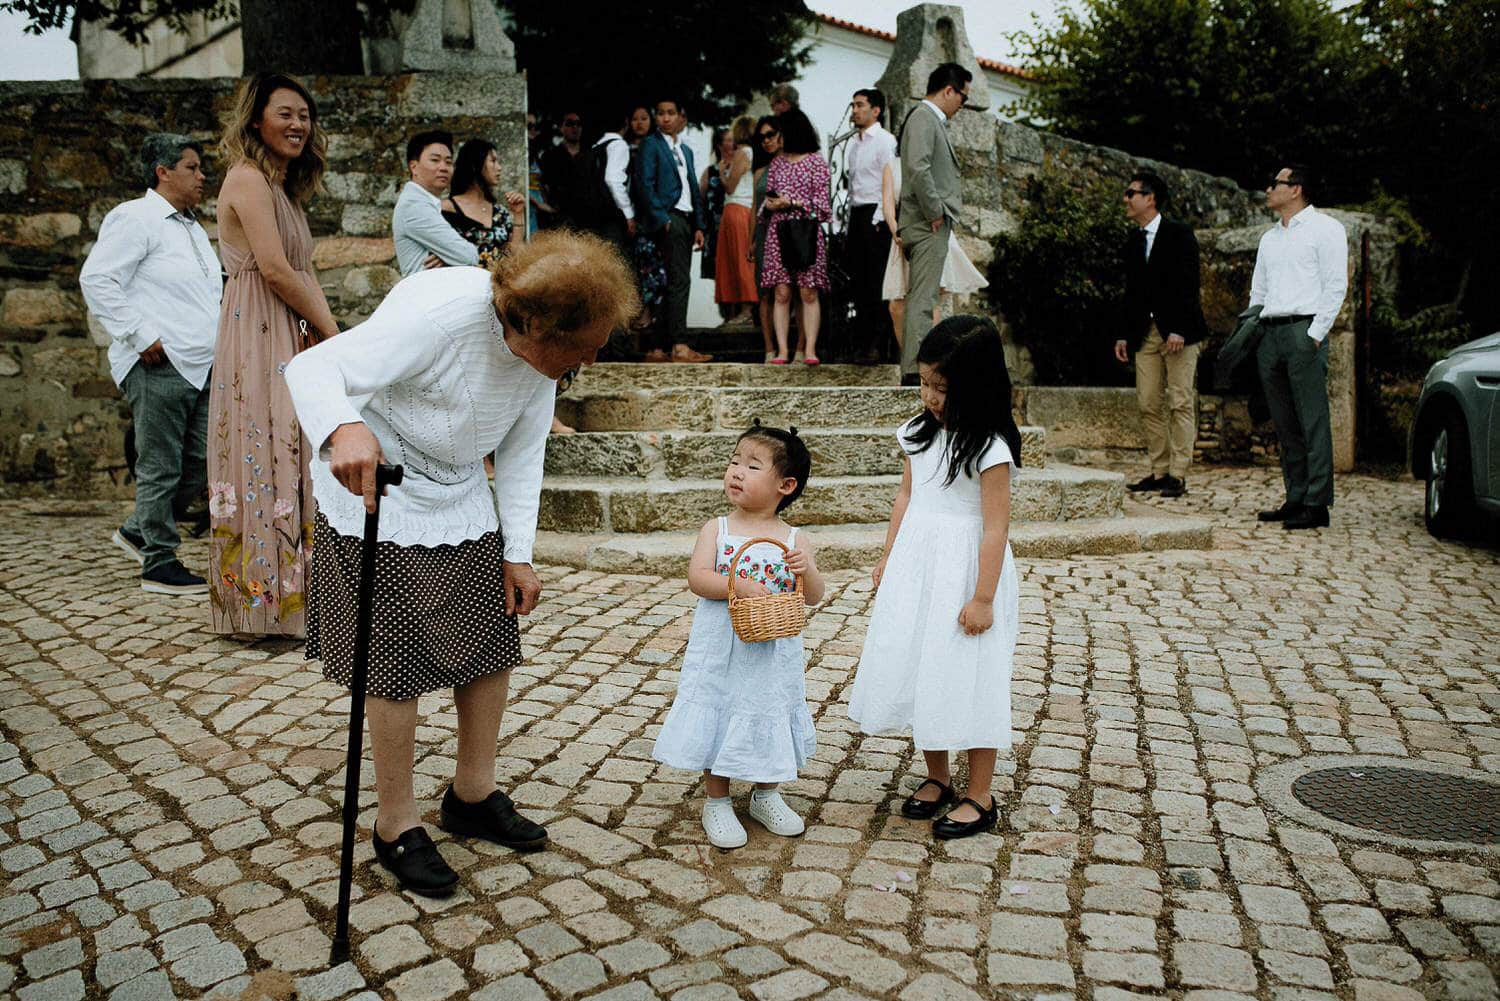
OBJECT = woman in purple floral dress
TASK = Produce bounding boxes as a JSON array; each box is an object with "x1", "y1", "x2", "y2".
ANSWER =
[{"x1": 759, "y1": 109, "x2": 831, "y2": 365}]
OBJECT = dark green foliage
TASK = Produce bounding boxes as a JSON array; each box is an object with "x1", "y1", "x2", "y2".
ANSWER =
[
  {"x1": 986, "y1": 170, "x2": 1135, "y2": 385},
  {"x1": 497, "y1": 0, "x2": 816, "y2": 128},
  {"x1": 2, "y1": 0, "x2": 237, "y2": 41}
]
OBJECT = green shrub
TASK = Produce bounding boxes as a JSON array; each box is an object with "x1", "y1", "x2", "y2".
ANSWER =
[{"x1": 987, "y1": 169, "x2": 1135, "y2": 385}]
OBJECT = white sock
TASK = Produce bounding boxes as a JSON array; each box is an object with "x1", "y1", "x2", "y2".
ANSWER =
[{"x1": 751, "y1": 788, "x2": 777, "y2": 801}]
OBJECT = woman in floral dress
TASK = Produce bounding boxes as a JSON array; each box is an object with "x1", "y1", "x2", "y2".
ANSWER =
[
  {"x1": 759, "y1": 109, "x2": 831, "y2": 365},
  {"x1": 207, "y1": 73, "x2": 339, "y2": 636}
]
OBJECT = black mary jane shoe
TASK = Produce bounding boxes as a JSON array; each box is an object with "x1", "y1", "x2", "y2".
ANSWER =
[
  {"x1": 901, "y1": 778, "x2": 957, "y2": 820},
  {"x1": 372, "y1": 825, "x2": 459, "y2": 898},
  {"x1": 933, "y1": 795, "x2": 1000, "y2": 840},
  {"x1": 439, "y1": 785, "x2": 548, "y2": 851}
]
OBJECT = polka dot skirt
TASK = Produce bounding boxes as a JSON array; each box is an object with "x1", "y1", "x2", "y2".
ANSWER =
[{"x1": 306, "y1": 513, "x2": 522, "y2": 700}]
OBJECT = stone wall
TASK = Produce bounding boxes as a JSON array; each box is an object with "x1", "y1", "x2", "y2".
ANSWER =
[{"x1": 0, "y1": 73, "x2": 526, "y2": 497}]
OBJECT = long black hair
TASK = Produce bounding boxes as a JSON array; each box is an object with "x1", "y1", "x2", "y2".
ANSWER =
[
  {"x1": 452, "y1": 138, "x2": 496, "y2": 202},
  {"x1": 904, "y1": 315, "x2": 1023, "y2": 484},
  {"x1": 751, "y1": 115, "x2": 779, "y2": 171}
]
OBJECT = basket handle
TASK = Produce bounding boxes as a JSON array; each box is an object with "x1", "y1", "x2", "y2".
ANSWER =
[{"x1": 726, "y1": 536, "x2": 804, "y2": 607}]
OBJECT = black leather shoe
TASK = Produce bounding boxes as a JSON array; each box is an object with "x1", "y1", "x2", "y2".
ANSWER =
[
  {"x1": 933, "y1": 795, "x2": 999, "y2": 840},
  {"x1": 900, "y1": 778, "x2": 956, "y2": 820},
  {"x1": 372, "y1": 826, "x2": 458, "y2": 897},
  {"x1": 439, "y1": 786, "x2": 547, "y2": 851},
  {"x1": 1257, "y1": 502, "x2": 1304, "y2": 522},
  {"x1": 1284, "y1": 505, "x2": 1329, "y2": 530},
  {"x1": 1158, "y1": 476, "x2": 1187, "y2": 498},
  {"x1": 1127, "y1": 474, "x2": 1167, "y2": 493}
]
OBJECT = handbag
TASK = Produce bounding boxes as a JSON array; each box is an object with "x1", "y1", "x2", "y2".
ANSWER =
[
  {"x1": 778, "y1": 214, "x2": 819, "y2": 274},
  {"x1": 726, "y1": 537, "x2": 806, "y2": 643}
]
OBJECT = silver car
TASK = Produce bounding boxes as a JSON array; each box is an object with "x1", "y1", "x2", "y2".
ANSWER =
[{"x1": 1410, "y1": 331, "x2": 1500, "y2": 538}]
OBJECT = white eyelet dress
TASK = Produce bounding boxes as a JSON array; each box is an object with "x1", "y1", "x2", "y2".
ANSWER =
[
  {"x1": 652, "y1": 519, "x2": 816, "y2": 783},
  {"x1": 849, "y1": 419, "x2": 1017, "y2": 751}
]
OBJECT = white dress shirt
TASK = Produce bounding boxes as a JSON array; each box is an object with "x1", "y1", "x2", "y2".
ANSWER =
[
  {"x1": 1142, "y1": 213, "x2": 1161, "y2": 259},
  {"x1": 847, "y1": 121, "x2": 898, "y2": 223},
  {"x1": 79, "y1": 188, "x2": 222, "y2": 389},
  {"x1": 594, "y1": 133, "x2": 634, "y2": 220},
  {"x1": 666, "y1": 134, "x2": 693, "y2": 214},
  {"x1": 391, "y1": 181, "x2": 480, "y2": 276},
  {"x1": 283, "y1": 266, "x2": 554, "y2": 561},
  {"x1": 1249, "y1": 206, "x2": 1349, "y2": 343}
]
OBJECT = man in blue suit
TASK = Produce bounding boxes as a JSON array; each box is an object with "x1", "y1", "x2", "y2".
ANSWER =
[{"x1": 637, "y1": 99, "x2": 712, "y2": 362}]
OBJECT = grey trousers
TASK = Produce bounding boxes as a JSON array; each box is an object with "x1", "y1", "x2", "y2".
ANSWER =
[
  {"x1": 900, "y1": 217, "x2": 950, "y2": 374},
  {"x1": 121, "y1": 361, "x2": 211, "y2": 573},
  {"x1": 1255, "y1": 320, "x2": 1333, "y2": 507}
]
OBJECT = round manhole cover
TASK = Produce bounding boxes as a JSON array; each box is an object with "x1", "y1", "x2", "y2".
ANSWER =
[{"x1": 1292, "y1": 767, "x2": 1500, "y2": 844}]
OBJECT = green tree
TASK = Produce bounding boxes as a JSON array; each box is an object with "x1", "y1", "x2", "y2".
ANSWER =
[
  {"x1": 497, "y1": 0, "x2": 815, "y2": 127},
  {"x1": 1010, "y1": 0, "x2": 1372, "y2": 201}
]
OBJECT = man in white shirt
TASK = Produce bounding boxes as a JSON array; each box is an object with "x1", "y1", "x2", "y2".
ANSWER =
[
  {"x1": 1250, "y1": 164, "x2": 1348, "y2": 530},
  {"x1": 80, "y1": 134, "x2": 222, "y2": 595},
  {"x1": 579, "y1": 108, "x2": 636, "y2": 252},
  {"x1": 844, "y1": 88, "x2": 898, "y2": 364},
  {"x1": 392, "y1": 130, "x2": 480, "y2": 277}
]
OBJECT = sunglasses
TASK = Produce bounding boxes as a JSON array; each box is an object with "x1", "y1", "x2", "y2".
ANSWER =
[
  {"x1": 562, "y1": 119, "x2": 581, "y2": 126},
  {"x1": 1268, "y1": 177, "x2": 1299, "y2": 188},
  {"x1": 759, "y1": 132, "x2": 778, "y2": 141},
  {"x1": 1123, "y1": 187, "x2": 1149, "y2": 198}
]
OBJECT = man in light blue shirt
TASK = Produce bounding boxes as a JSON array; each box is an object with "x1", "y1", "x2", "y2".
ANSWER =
[
  {"x1": 392, "y1": 130, "x2": 480, "y2": 276},
  {"x1": 80, "y1": 133, "x2": 222, "y2": 595}
]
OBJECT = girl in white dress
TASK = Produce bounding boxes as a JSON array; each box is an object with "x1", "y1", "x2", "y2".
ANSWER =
[
  {"x1": 849, "y1": 315, "x2": 1021, "y2": 840},
  {"x1": 653, "y1": 424, "x2": 826, "y2": 849}
]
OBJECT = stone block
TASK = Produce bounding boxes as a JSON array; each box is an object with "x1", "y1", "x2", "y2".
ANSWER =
[
  {"x1": 0, "y1": 213, "x2": 82, "y2": 249},
  {"x1": 0, "y1": 158, "x2": 26, "y2": 194},
  {"x1": 712, "y1": 387, "x2": 918, "y2": 431},
  {"x1": 1023, "y1": 386, "x2": 1142, "y2": 450},
  {"x1": 311, "y1": 236, "x2": 396, "y2": 270},
  {"x1": 4, "y1": 289, "x2": 83, "y2": 326},
  {"x1": 340, "y1": 204, "x2": 390, "y2": 237},
  {"x1": 340, "y1": 265, "x2": 400, "y2": 300}
]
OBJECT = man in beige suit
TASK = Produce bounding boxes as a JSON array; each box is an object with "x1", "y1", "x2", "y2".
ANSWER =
[{"x1": 897, "y1": 62, "x2": 972, "y2": 381}]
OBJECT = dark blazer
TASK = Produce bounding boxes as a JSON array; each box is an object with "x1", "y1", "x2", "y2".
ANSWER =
[
  {"x1": 635, "y1": 132, "x2": 705, "y2": 235},
  {"x1": 1121, "y1": 216, "x2": 1209, "y2": 351}
]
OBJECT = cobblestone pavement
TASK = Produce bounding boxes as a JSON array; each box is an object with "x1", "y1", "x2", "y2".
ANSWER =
[{"x1": 2, "y1": 465, "x2": 1498, "y2": 1001}]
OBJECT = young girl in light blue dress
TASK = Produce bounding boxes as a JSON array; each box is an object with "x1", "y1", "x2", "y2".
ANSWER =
[{"x1": 653, "y1": 424, "x2": 825, "y2": 849}]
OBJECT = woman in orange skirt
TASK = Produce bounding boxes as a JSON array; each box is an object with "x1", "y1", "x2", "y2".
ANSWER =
[{"x1": 714, "y1": 116, "x2": 758, "y2": 323}]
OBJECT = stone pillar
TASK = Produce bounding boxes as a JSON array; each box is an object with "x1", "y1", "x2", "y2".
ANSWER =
[
  {"x1": 364, "y1": 0, "x2": 516, "y2": 74},
  {"x1": 876, "y1": 4, "x2": 991, "y2": 127}
]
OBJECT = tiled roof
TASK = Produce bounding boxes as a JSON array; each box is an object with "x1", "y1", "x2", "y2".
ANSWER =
[{"x1": 815, "y1": 12, "x2": 1031, "y2": 80}]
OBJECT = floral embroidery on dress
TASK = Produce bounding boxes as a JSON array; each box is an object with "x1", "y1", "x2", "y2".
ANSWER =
[{"x1": 715, "y1": 545, "x2": 796, "y2": 593}]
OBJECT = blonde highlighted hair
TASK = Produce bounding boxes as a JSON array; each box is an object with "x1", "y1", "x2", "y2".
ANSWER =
[
  {"x1": 492, "y1": 231, "x2": 640, "y2": 343},
  {"x1": 218, "y1": 73, "x2": 327, "y2": 206},
  {"x1": 731, "y1": 115, "x2": 756, "y2": 148}
]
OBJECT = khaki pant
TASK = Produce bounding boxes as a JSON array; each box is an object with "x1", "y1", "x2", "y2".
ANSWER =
[{"x1": 1135, "y1": 326, "x2": 1202, "y2": 479}]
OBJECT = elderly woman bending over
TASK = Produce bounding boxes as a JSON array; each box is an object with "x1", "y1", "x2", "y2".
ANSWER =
[{"x1": 284, "y1": 231, "x2": 637, "y2": 896}]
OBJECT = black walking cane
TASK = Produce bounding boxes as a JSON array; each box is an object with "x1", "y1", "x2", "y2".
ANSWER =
[{"x1": 330, "y1": 462, "x2": 404, "y2": 967}]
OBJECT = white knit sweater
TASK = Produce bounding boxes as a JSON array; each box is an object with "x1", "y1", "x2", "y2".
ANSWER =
[{"x1": 283, "y1": 266, "x2": 554, "y2": 561}]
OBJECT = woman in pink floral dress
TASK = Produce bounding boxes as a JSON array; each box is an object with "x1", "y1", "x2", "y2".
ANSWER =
[
  {"x1": 758, "y1": 109, "x2": 831, "y2": 365},
  {"x1": 207, "y1": 74, "x2": 339, "y2": 636}
]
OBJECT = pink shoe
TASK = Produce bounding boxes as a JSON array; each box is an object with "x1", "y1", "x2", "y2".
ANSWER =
[
  {"x1": 769, "y1": 357, "x2": 789, "y2": 366},
  {"x1": 803, "y1": 356, "x2": 821, "y2": 366}
]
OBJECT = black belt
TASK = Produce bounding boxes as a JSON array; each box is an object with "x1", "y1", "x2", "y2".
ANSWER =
[
  {"x1": 670, "y1": 208, "x2": 693, "y2": 219},
  {"x1": 1261, "y1": 314, "x2": 1314, "y2": 327}
]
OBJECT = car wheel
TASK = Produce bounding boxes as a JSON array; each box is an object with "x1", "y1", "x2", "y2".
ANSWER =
[{"x1": 1424, "y1": 411, "x2": 1476, "y2": 539}]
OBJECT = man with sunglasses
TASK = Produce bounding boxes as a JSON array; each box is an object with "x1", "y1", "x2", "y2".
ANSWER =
[
  {"x1": 897, "y1": 62, "x2": 972, "y2": 383},
  {"x1": 540, "y1": 111, "x2": 586, "y2": 228},
  {"x1": 1249, "y1": 165, "x2": 1348, "y2": 530},
  {"x1": 1115, "y1": 171, "x2": 1209, "y2": 498}
]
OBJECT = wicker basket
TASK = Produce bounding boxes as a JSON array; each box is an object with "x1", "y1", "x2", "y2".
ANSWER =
[{"x1": 726, "y1": 537, "x2": 806, "y2": 643}]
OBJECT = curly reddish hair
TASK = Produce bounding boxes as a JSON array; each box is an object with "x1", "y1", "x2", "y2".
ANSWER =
[{"x1": 491, "y1": 230, "x2": 639, "y2": 342}]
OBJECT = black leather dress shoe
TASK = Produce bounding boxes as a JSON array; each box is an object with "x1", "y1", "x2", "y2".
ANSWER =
[
  {"x1": 933, "y1": 795, "x2": 999, "y2": 840},
  {"x1": 1257, "y1": 502, "x2": 1304, "y2": 522},
  {"x1": 439, "y1": 786, "x2": 548, "y2": 851},
  {"x1": 1284, "y1": 505, "x2": 1329, "y2": 530},
  {"x1": 1158, "y1": 476, "x2": 1187, "y2": 498},
  {"x1": 1127, "y1": 474, "x2": 1167, "y2": 492},
  {"x1": 901, "y1": 778, "x2": 956, "y2": 820},
  {"x1": 372, "y1": 826, "x2": 458, "y2": 897}
]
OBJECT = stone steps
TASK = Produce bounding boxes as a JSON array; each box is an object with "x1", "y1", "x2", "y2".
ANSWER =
[
  {"x1": 534, "y1": 500, "x2": 1213, "y2": 573},
  {"x1": 555, "y1": 385, "x2": 922, "y2": 433},
  {"x1": 537, "y1": 464, "x2": 1126, "y2": 534},
  {"x1": 543, "y1": 427, "x2": 1048, "y2": 480},
  {"x1": 576, "y1": 362, "x2": 900, "y2": 390}
]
